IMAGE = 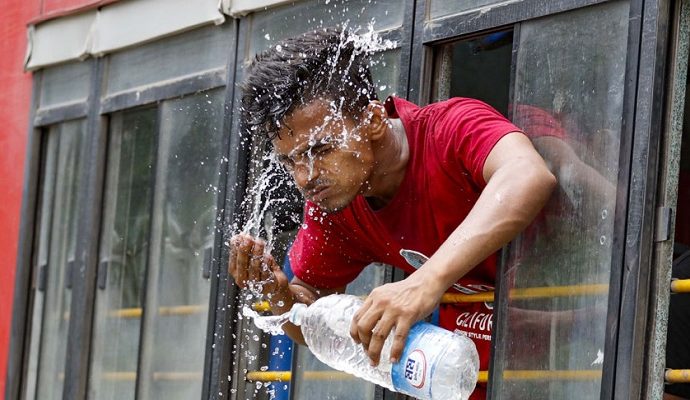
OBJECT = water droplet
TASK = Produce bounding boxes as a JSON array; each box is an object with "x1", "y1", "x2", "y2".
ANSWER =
[{"x1": 599, "y1": 235, "x2": 606, "y2": 245}]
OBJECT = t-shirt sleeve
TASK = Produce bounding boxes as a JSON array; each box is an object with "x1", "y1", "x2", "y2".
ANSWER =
[
  {"x1": 288, "y1": 202, "x2": 371, "y2": 289},
  {"x1": 435, "y1": 98, "x2": 523, "y2": 188}
]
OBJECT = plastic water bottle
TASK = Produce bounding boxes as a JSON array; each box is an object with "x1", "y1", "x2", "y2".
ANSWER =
[{"x1": 289, "y1": 294, "x2": 479, "y2": 400}]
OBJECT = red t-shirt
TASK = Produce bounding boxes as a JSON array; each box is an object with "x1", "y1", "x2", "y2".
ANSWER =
[{"x1": 289, "y1": 96, "x2": 522, "y2": 399}]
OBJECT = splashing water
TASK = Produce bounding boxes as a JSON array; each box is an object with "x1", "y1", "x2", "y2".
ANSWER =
[{"x1": 242, "y1": 305, "x2": 290, "y2": 336}]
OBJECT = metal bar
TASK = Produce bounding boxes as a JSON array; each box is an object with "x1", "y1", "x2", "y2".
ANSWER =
[
  {"x1": 665, "y1": 369, "x2": 690, "y2": 384},
  {"x1": 421, "y1": 0, "x2": 610, "y2": 45},
  {"x1": 208, "y1": 19, "x2": 242, "y2": 400},
  {"x1": 671, "y1": 279, "x2": 690, "y2": 293},
  {"x1": 5, "y1": 69, "x2": 43, "y2": 400},
  {"x1": 252, "y1": 283, "x2": 609, "y2": 312},
  {"x1": 245, "y1": 369, "x2": 601, "y2": 383},
  {"x1": 99, "y1": 68, "x2": 226, "y2": 114},
  {"x1": 62, "y1": 58, "x2": 107, "y2": 400},
  {"x1": 613, "y1": 0, "x2": 672, "y2": 399},
  {"x1": 107, "y1": 304, "x2": 207, "y2": 319},
  {"x1": 34, "y1": 101, "x2": 89, "y2": 127},
  {"x1": 643, "y1": 1, "x2": 690, "y2": 397}
]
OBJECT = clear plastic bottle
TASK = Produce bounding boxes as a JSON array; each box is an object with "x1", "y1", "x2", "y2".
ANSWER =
[{"x1": 289, "y1": 294, "x2": 479, "y2": 400}]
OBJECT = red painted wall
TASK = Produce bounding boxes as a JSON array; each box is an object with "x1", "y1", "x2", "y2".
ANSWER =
[
  {"x1": 0, "y1": 1, "x2": 40, "y2": 395},
  {"x1": 0, "y1": 0, "x2": 108, "y2": 394}
]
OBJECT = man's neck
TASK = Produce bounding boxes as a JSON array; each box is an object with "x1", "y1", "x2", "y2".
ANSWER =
[{"x1": 363, "y1": 118, "x2": 409, "y2": 208}]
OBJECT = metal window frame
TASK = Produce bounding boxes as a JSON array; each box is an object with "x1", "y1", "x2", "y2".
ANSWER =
[
  {"x1": 7, "y1": 21, "x2": 240, "y2": 400},
  {"x1": 407, "y1": 1, "x2": 674, "y2": 400}
]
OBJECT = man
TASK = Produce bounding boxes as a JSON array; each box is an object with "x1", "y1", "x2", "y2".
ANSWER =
[{"x1": 229, "y1": 28, "x2": 556, "y2": 399}]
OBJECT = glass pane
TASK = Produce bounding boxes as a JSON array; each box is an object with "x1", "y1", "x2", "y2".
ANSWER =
[
  {"x1": 40, "y1": 61, "x2": 91, "y2": 108},
  {"x1": 432, "y1": 30, "x2": 513, "y2": 115},
  {"x1": 492, "y1": 2, "x2": 629, "y2": 399},
  {"x1": 30, "y1": 119, "x2": 87, "y2": 400},
  {"x1": 247, "y1": 0, "x2": 404, "y2": 58},
  {"x1": 370, "y1": 49, "x2": 401, "y2": 100},
  {"x1": 89, "y1": 107, "x2": 157, "y2": 400},
  {"x1": 106, "y1": 24, "x2": 232, "y2": 95},
  {"x1": 429, "y1": 0, "x2": 506, "y2": 20},
  {"x1": 136, "y1": 90, "x2": 225, "y2": 400},
  {"x1": 291, "y1": 263, "x2": 386, "y2": 400}
]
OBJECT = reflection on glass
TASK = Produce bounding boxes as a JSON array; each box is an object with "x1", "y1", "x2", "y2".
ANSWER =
[
  {"x1": 247, "y1": 0, "x2": 404, "y2": 57},
  {"x1": 40, "y1": 62, "x2": 91, "y2": 108},
  {"x1": 292, "y1": 264, "x2": 386, "y2": 400},
  {"x1": 136, "y1": 90, "x2": 225, "y2": 400},
  {"x1": 106, "y1": 25, "x2": 231, "y2": 95},
  {"x1": 27, "y1": 120, "x2": 86, "y2": 400},
  {"x1": 429, "y1": 0, "x2": 505, "y2": 20},
  {"x1": 89, "y1": 107, "x2": 157, "y2": 400},
  {"x1": 492, "y1": 2, "x2": 629, "y2": 399}
]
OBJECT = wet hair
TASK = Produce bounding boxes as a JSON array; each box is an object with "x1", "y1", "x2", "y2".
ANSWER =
[{"x1": 241, "y1": 27, "x2": 378, "y2": 140}]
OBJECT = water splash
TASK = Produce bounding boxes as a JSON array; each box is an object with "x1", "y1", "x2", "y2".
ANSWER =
[{"x1": 242, "y1": 305, "x2": 290, "y2": 336}]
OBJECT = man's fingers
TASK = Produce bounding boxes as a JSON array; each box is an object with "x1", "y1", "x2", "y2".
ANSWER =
[
  {"x1": 228, "y1": 246, "x2": 240, "y2": 286},
  {"x1": 389, "y1": 320, "x2": 412, "y2": 363},
  {"x1": 366, "y1": 317, "x2": 395, "y2": 366},
  {"x1": 235, "y1": 237, "x2": 253, "y2": 286},
  {"x1": 247, "y1": 238, "x2": 265, "y2": 283},
  {"x1": 350, "y1": 298, "x2": 372, "y2": 344}
]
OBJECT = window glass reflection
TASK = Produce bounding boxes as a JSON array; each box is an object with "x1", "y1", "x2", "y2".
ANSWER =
[
  {"x1": 136, "y1": 90, "x2": 225, "y2": 400},
  {"x1": 89, "y1": 107, "x2": 157, "y2": 400},
  {"x1": 429, "y1": 0, "x2": 506, "y2": 20},
  {"x1": 27, "y1": 119, "x2": 87, "y2": 400},
  {"x1": 492, "y1": 2, "x2": 629, "y2": 399}
]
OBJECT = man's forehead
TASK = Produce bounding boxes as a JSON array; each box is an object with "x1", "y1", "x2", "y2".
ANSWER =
[{"x1": 282, "y1": 98, "x2": 344, "y2": 132}]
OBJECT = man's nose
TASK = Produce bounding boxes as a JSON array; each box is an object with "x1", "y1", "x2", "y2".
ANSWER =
[{"x1": 293, "y1": 163, "x2": 319, "y2": 188}]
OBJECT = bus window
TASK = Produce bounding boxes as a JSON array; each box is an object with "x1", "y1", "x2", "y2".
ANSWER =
[
  {"x1": 89, "y1": 89, "x2": 225, "y2": 400},
  {"x1": 24, "y1": 119, "x2": 87, "y2": 400},
  {"x1": 432, "y1": 30, "x2": 513, "y2": 115},
  {"x1": 492, "y1": 2, "x2": 629, "y2": 399}
]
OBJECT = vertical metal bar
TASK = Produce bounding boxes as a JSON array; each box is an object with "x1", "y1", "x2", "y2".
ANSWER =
[
  {"x1": 487, "y1": 23, "x2": 520, "y2": 400},
  {"x1": 62, "y1": 58, "x2": 106, "y2": 400},
  {"x1": 206, "y1": 18, "x2": 242, "y2": 400},
  {"x1": 407, "y1": 0, "x2": 429, "y2": 104},
  {"x1": 397, "y1": 0, "x2": 417, "y2": 100},
  {"x1": 607, "y1": 0, "x2": 673, "y2": 399},
  {"x1": 642, "y1": 0, "x2": 690, "y2": 398},
  {"x1": 6, "y1": 70, "x2": 42, "y2": 400}
]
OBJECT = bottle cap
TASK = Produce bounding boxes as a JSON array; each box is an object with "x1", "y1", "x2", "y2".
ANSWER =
[{"x1": 288, "y1": 303, "x2": 307, "y2": 326}]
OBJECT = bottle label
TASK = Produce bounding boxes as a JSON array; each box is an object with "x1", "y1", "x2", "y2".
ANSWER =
[{"x1": 391, "y1": 322, "x2": 444, "y2": 398}]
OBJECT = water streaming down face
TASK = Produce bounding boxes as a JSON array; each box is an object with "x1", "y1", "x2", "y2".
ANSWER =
[
  {"x1": 234, "y1": 23, "x2": 396, "y2": 300},
  {"x1": 227, "y1": 19, "x2": 397, "y2": 399}
]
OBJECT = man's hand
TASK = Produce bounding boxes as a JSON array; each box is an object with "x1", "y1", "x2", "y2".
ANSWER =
[
  {"x1": 350, "y1": 274, "x2": 444, "y2": 366},
  {"x1": 228, "y1": 233, "x2": 290, "y2": 306}
]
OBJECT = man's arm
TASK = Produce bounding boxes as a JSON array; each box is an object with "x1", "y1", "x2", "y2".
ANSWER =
[
  {"x1": 350, "y1": 132, "x2": 557, "y2": 365},
  {"x1": 229, "y1": 233, "x2": 345, "y2": 345}
]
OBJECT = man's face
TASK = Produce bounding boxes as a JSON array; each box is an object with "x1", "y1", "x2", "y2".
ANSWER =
[{"x1": 273, "y1": 98, "x2": 375, "y2": 213}]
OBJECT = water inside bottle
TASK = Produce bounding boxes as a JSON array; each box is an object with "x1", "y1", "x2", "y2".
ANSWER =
[{"x1": 242, "y1": 305, "x2": 290, "y2": 335}]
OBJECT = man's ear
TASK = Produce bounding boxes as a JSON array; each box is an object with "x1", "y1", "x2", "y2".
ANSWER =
[{"x1": 362, "y1": 100, "x2": 388, "y2": 141}]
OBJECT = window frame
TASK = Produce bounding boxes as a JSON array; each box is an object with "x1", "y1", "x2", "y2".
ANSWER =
[
  {"x1": 7, "y1": 0, "x2": 679, "y2": 399},
  {"x1": 408, "y1": 0, "x2": 672, "y2": 399}
]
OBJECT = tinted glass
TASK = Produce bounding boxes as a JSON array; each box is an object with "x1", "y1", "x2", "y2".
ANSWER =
[
  {"x1": 247, "y1": 0, "x2": 403, "y2": 57},
  {"x1": 89, "y1": 107, "x2": 157, "y2": 400},
  {"x1": 433, "y1": 30, "x2": 513, "y2": 115},
  {"x1": 106, "y1": 25, "x2": 231, "y2": 95},
  {"x1": 136, "y1": 90, "x2": 225, "y2": 400},
  {"x1": 291, "y1": 264, "x2": 387, "y2": 399},
  {"x1": 26, "y1": 119, "x2": 87, "y2": 400},
  {"x1": 492, "y1": 2, "x2": 629, "y2": 399},
  {"x1": 429, "y1": 0, "x2": 506, "y2": 20},
  {"x1": 40, "y1": 62, "x2": 91, "y2": 108}
]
